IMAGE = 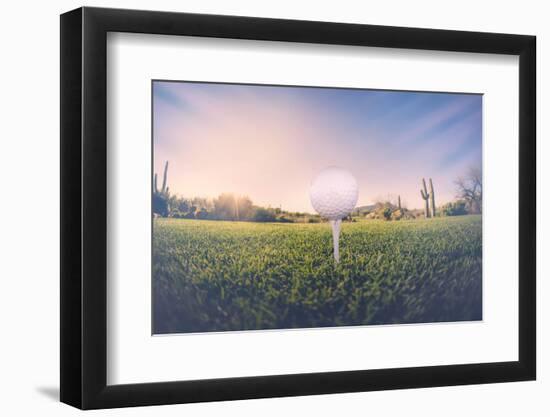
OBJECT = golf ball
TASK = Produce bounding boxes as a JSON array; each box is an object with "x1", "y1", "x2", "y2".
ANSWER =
[{"x1": 309, "y1": 167, "x2": 359, "y2": 220}]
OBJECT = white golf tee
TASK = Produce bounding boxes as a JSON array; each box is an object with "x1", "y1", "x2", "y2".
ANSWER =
[{"x1": 330, "y1": 219, "x2": 342, "y2": 263}]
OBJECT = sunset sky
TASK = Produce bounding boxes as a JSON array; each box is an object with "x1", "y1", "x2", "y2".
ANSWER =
[{"x1": 153, "y1": 81, "x2": 482, "y2": 213}]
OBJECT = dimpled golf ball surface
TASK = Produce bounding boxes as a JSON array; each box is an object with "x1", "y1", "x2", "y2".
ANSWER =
[{"x1": 309, "y1": 167, "x2": 359, "y2": 220}]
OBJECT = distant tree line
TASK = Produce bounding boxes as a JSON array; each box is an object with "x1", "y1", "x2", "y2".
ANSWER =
[
  {"x1": 158, "y1": 192, "x2": 321, "y2": 223},
  {"x1": 152, "y1": 161, "x2": 321, "y2": 223},
  {"x1": 153, "y1": 161, "x2": 482, "y2": 223}
]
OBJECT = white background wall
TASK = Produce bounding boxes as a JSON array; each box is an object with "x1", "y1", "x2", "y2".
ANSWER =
[{"x1": 0, "y1": 0, "x2": 545, "y2": 415}]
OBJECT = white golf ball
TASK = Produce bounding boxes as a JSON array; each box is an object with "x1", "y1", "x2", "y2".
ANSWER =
[{"x1": 309, "y1": 167, "x2": 359, "y2": 220}]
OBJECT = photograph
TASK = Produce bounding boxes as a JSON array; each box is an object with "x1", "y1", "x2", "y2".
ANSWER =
[
  {"x1": 152, "y1": 80, "x2": 483, "y2": 335},
  {"x1": 53, "y1": 4, "x2": 539, "y2": 411}
]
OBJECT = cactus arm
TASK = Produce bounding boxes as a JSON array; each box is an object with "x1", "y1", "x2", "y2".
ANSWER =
[
  {"x1": 420, "y1": 178, "x2": 430, "y2": 218},
  {"x1": 420, "y1": 188, "x2": 428, "y2": 200},
  {"x1": 154, "y1": 173, "x2": 158, "y2": 193},
  {"x1": 161, "y1": 161, "x2": 169, "y2": 194},
  {"x1": 429, "y1": 178, "x2": 436, "y2": 217}
]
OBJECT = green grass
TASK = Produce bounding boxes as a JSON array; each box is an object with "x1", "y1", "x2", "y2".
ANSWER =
[{"x1": 153, "y1": 215, "x2": 482, "y2": 333}]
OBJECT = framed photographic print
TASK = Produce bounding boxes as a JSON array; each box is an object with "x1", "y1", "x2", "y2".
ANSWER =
[{"x1": 60, "y1": 7, "x2": 536, "y2": 409}]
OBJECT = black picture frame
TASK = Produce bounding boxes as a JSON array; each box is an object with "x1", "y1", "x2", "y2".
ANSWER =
[{"x1": 60, "y1": 6, "x2": 536, "y2": 410}]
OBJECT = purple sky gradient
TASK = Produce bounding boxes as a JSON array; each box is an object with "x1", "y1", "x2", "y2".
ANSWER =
[{"x1": 153, "y1": 81, "x2": 482, "y2": 212}]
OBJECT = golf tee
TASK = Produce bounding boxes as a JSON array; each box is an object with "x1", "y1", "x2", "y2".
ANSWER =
[{"x1": 330, "y1": 219, "x2": 342, "y2": 263}]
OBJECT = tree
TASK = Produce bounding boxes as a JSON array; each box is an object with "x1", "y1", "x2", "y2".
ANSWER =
[
  {"x1": 195, "y1": 207, "x2": 210, "y2": 219},
  {"x1": 236, "y1": 196, "x2": 253, "y2": 220},
  {"x1": 455, "y1": 166, "x2": 482, "y2": 214},
  {"x1": 175, "y1": 198, "x2": 189, "y2": 214},
  {"x1": 252, "y1": 207, "x2": 276, "y2": 222},
  {"x1": 441, "y1": 200, "x2": 468, "y2": 216},
  {"x1": 213, "y1": 193, "x2": 236, "y2": 220},
  {"x1": 212, "y1": 193, "x2": 254, "y2": 221}
]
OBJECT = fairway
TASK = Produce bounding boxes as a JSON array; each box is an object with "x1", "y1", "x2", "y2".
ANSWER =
[{"x1": 153, "y1": 216, "x2": 482, "y2": 334}]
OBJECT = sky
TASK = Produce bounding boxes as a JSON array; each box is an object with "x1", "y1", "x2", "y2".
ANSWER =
[{"x1": 153, "y1": 81, "x2": 482, "y2": 213}]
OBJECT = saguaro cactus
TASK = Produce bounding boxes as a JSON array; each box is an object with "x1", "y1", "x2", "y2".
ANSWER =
[
  {"x1": 429, "y1": 178, "x2": 436, "y2": 217},
  {"x1": 153, "y1": 162, "x2": 169, "y2": 194},
  {"x1": 420, "y1": 178, "x2": 430, "y2": 218},
  {"x1": 397, "y1": 195, "x2": 402, "y2": 211},
  {"x1": 153, "y1": 161, "x2": 170, "y2": 216}
]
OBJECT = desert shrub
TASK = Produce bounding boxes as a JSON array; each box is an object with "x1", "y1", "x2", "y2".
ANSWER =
[
  {"x1": 277, "y1": 216, "x2": 293, "y2": 223},
  {"x1": 169, "y1": 210, "x2": 183, "y2": 219},
  {"x1": 175, "y1": 199, "x2": 189, "y2": 214},
  {"x1": 382, "y1": 207, "x2": 392, "y2": 220},
  {"x1": 442, "y1": 200, "x2": 468, "y2": 216},
  {"x1": 183, "y1": 209, "x2": 196, "y2": 219},
  {"x1": 252, "y1": 208, "x2": 276, "y2": 222},
  {"x1": 391, "y1": 209, "x2": 403, "y2": 221},
  {"x1": 195, "y1": 208, "x2": 209, "y2": 219},
  {"x1": 153, "y1": 193, "x2": 169, "y2": 217}
]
